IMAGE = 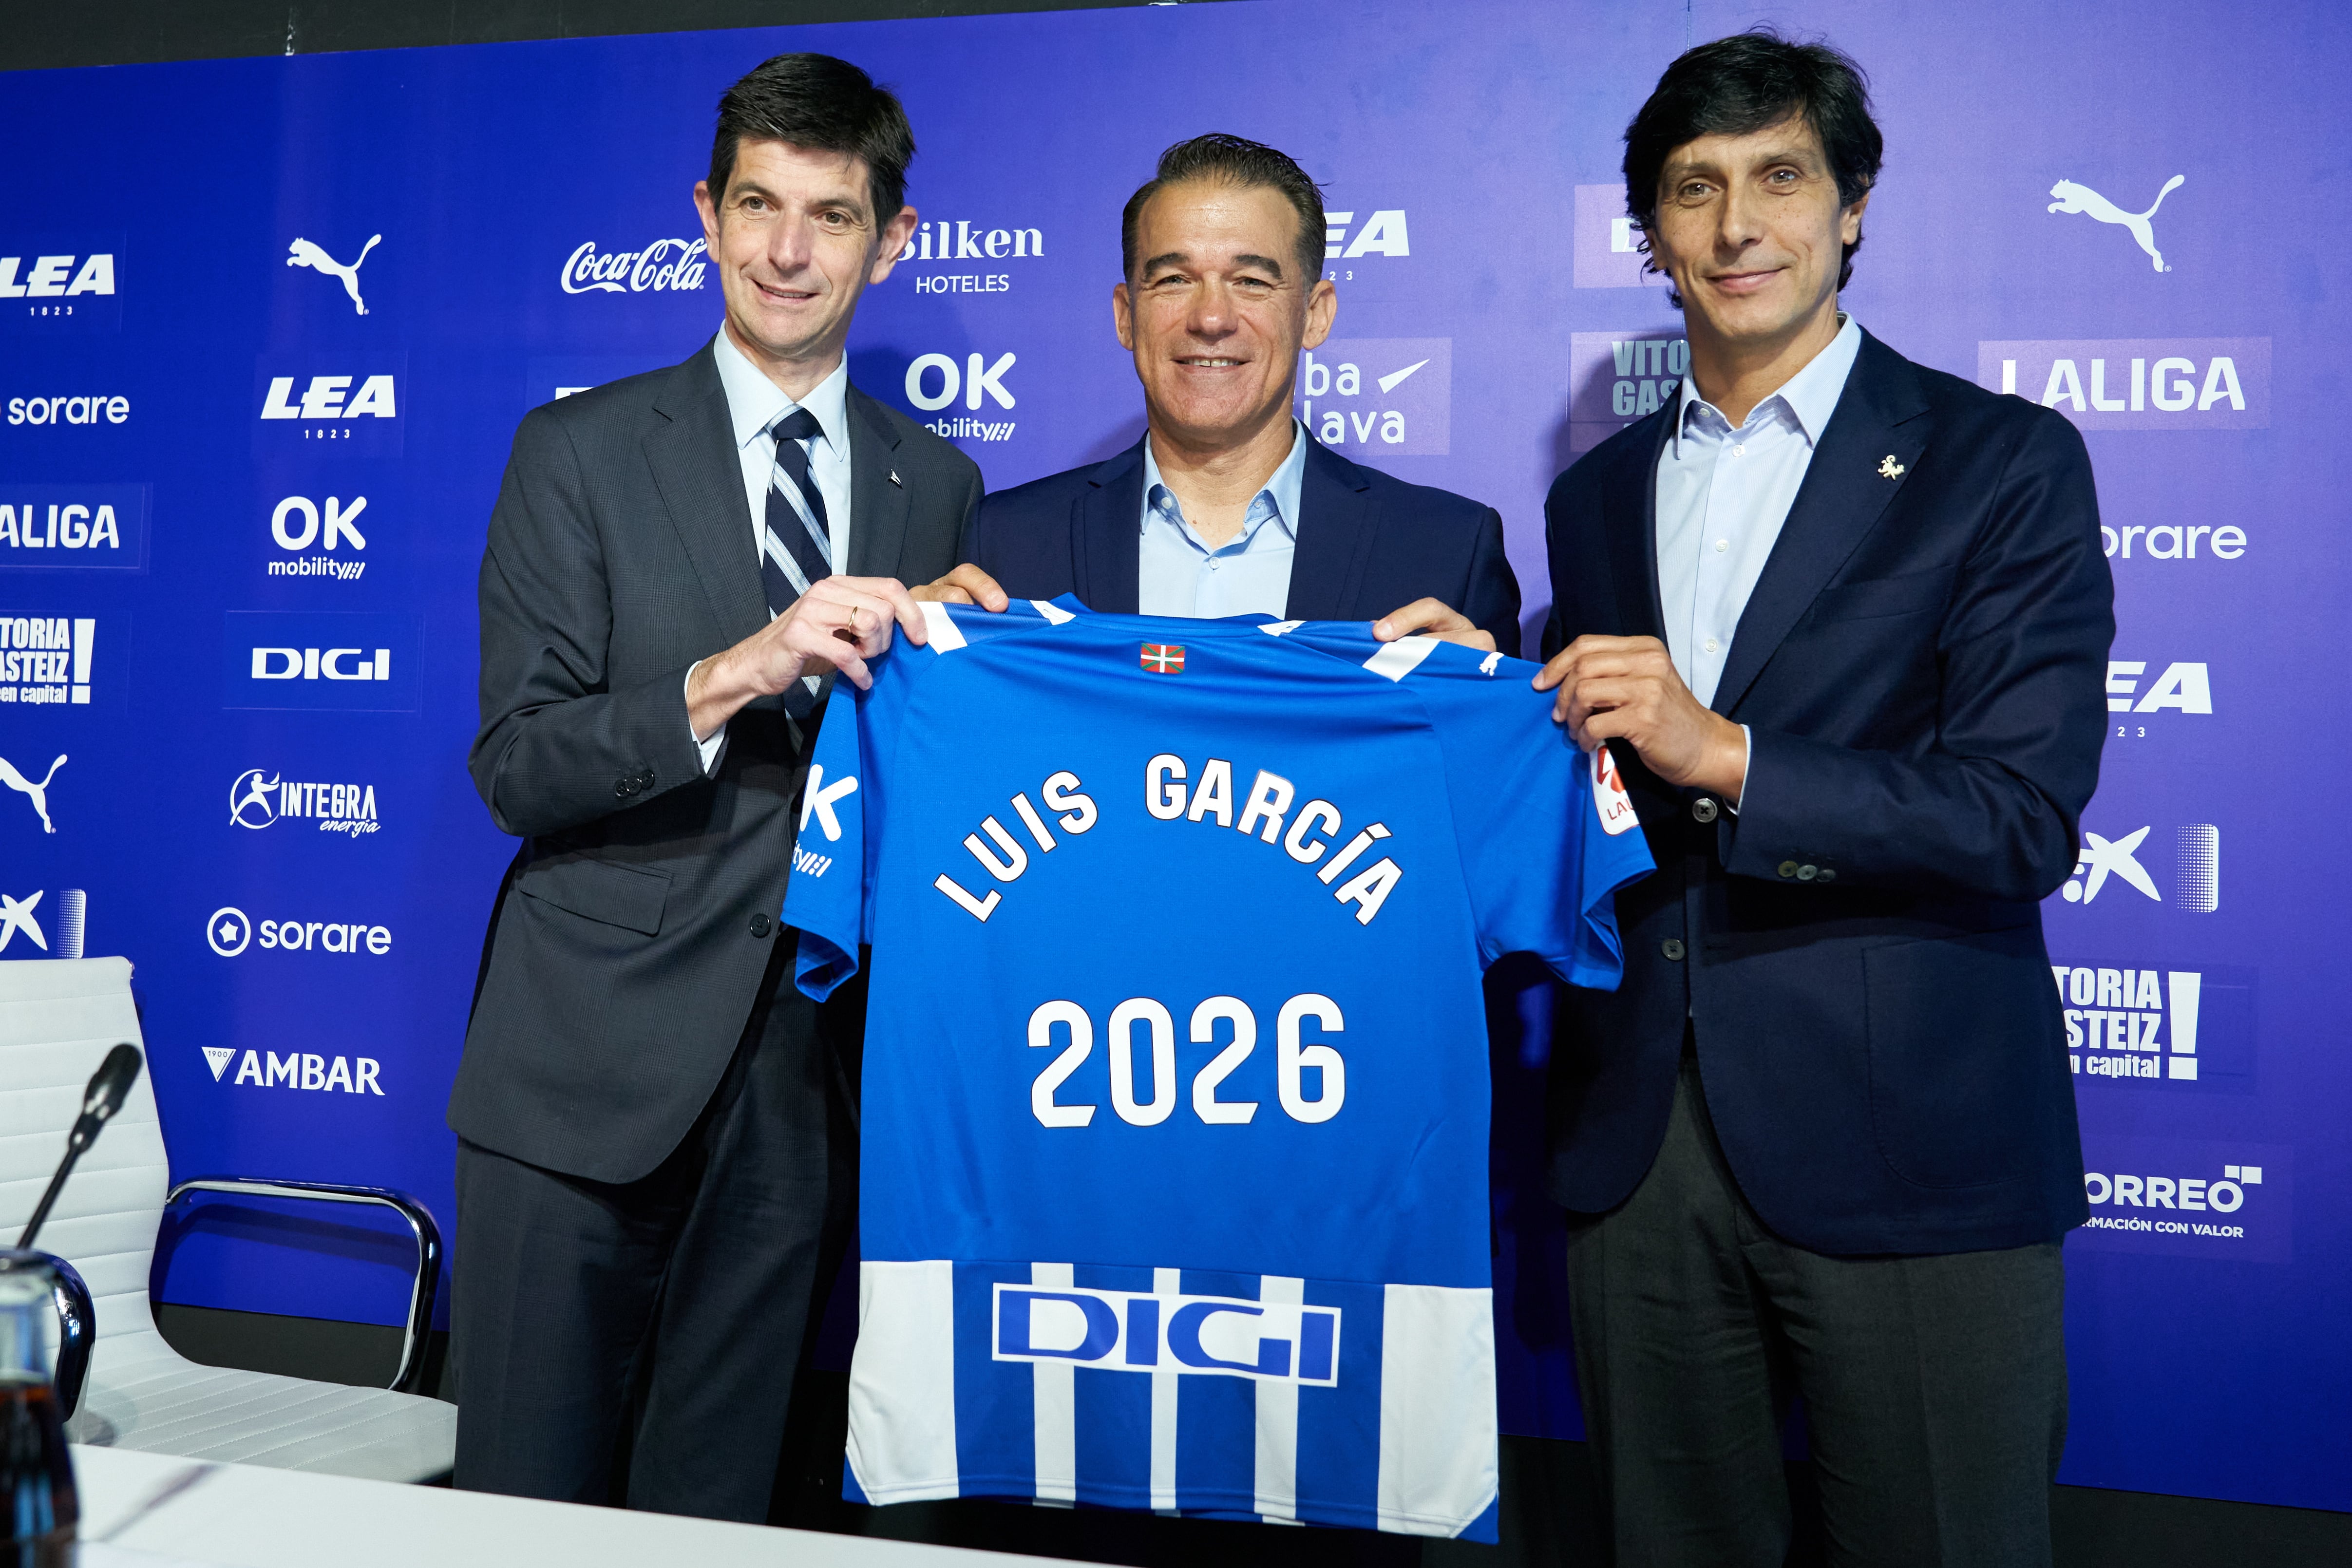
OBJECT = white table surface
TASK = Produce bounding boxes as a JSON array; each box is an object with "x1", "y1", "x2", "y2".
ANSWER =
[{"x1": 70, "y1": 1444, "x2": 1079, "y2": 1568}]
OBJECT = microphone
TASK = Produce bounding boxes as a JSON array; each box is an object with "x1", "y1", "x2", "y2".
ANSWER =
[{"x1": 17, "y1": 1045, "x2": 143, "y2": 1253}]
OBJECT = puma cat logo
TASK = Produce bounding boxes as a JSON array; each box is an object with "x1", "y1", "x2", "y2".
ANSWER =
[
  {"x1": 2047, "y1": 176, "x2": 2184, "y2": 273},
  {"x1": 287, "y1": 234, "x2": 383, "y2": 314}
]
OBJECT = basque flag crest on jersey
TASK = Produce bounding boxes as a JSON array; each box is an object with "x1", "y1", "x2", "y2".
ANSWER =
[{"x1": 784, "y1": 598, "x2": 1652, "y2": 1539}]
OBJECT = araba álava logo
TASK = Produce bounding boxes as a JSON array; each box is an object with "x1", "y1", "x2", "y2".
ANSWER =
[
  {"x1": 1298, "y1": 339, "x2": 1450, "y2": 456},
  {"x1": 1977, "y1": 338, "x2": 2268, "y2": 432},
  {"x1": 906, "y1": 352, "x2": 1017, "y2": 443},
  {"x1": 560, "y1": 238, "x2": 706, "y2": 295}
]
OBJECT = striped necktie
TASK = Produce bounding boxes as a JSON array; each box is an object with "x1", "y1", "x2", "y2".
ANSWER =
[{"x1": 761, "y1": 406, "x2": 833, "y2": 615}]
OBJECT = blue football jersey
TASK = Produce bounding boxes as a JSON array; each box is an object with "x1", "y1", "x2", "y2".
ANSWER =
[{"x1": 783, "y1": 598, "x2": 1652, "y2": 1540}]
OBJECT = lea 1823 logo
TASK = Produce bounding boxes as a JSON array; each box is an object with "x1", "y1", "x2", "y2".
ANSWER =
[
  {"x1": 253, "y1": 353, "x2": 405, "y2": 457},
  {"x1": 0, "y1": 234, "x2": 120, "y2": 332}
]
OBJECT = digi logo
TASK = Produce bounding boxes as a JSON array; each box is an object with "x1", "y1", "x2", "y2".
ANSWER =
[
  {"x1": 993, "y1": 1280, "x2": 1340, "y2": 1387},
  {"x1": 1977, "y1": 339, "x2": 2268, "y2": 431},
  {"x1": 221, "y1": 611, "x2": 421, "y2": 712}
]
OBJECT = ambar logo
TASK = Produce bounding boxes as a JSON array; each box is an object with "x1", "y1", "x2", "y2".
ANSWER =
[{"x1": 205, "y1": 1047, "x2": 385, "y2": 1095}]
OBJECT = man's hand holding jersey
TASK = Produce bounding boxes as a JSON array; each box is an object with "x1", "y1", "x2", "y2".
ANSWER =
[
  {"x1": 1535, "y1": 634, "x2": 1748, "y2": 806},
  {"x1": 688, "y1": 574, "x2": 929, "y2": 740}
]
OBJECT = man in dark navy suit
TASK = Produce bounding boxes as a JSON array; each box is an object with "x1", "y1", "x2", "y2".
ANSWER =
[
  {"x1": 917, "y1": 134, "x2": 1517, "y2": 652},
  {"x1": 1528, "y1": 33, "x2": 2112, "y2": 1567}
]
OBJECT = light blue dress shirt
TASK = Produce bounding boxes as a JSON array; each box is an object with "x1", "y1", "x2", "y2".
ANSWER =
[
  {"x1": 1654, "y1": 315, "x2": 1861, "y2": 810},
  {"x1": 1138, "y1": 421, "x2": 1309, "y2": 619}
]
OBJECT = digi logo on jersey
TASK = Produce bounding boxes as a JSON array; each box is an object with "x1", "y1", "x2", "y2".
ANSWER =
[
  {"x1": 1570, "y1": 185, "x2": 1665, "y2": 289},
  {"x1": 0, "y1": 612, "x2": 99, "y2": 707},
  {"x1": 203, "y1": 1046, "x2": 386, "y2": 1096},
  {"x1": 2050, "y1": 960, "x2": 2254, "y2": 1088},
  {"x1": 993, "y1": 1281, "x2": 1340, "y2": 1387},
  {"x1": 2057, "y1": 822, "x2": 2219, "y2": 912},
  {"x1": 1298, "y1": 340, "x2": 1449, "y2": 456},
  {"x1": 2073, "y1": 1138, "x2": 2291, "y2": 1263},
  {"x1": 253, "y1": 353, "x2": 405, "y2": 457},
  {"x1": 560, "y1": 237, "x2": 706, "y2": 295},
  {"x1": 221, "y1": 611, "x2": 421, "y2": 712},
  {"x1": 0, "y1": 486, "x2": 148, "y2": 570},
  {"x1": 1567, "y1": 332, "x2": 1688, "y2": 453},
  {"x1": 229, "y1": 769, "x2": 381, "y2": 837},
  {"x1": 1977, "y1": 339, "x2": 2268, "y2": 431},
  {"x1": 0, "y1": 887, "x2": 84, "y2": 957},
  {"x1": 0, "y1": 235, "x2": 120, "y2": 331}
]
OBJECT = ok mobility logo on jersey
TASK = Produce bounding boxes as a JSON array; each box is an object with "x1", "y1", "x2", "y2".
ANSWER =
[
  {"x1": 0, "y1": 234, "x2": 120, "y2": 332},
  {"x1": 0, "y1": 487, "x2": 148, "y2": 570},
  {"x1": 2050, "y1": 959, "x2": 2254, "y2": 1089},
  {"x1": 995, "y1": 1279, "x2": 1339, "y2": 1387},
  {"x1": 221, "y1": 611, "x2": 421, "y2": 712},
  {"x1": 1977, "y1": 339, "x2": 2267, "y2": 431},
  {"x1": 253, "y1": 353, "x2": 405, "y2": 457},
  {"x1": 2073, "y1": 1138, "x2": 2291, "y2": 1263},
  {"x1": 1298, "y1": 340, "x2": 1449, "y2": 456}
]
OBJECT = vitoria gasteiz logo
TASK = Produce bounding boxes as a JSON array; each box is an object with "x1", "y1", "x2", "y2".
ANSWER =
[
  {"x1": 0, "y1": 611, "x2": 100, "y2": 707},
  {"x1": 1977, "y1": 338, "x2": 2268, "y2": 431},
  {"x1": 1567, "y1": 331, "x2": 1687, "y2": 453},
  {"x1": 0, "y1": 233, "x2": 120, "y2": 332},
  {"x1": 220, "y1": 611, "x2": 422, "y2": 712},
  {"x1": 2049, "y1": 959, "x2": 2254, "y2": 1089}
]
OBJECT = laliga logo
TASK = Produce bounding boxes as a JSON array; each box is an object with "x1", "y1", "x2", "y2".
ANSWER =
[
  {"x1": 1592, "y1": 744, "x2": 1637, "y2": 836},
  {"x1": 286, "y1": 235, "x2": 381, "y2": 315},
  {"x1": 560, "y1": 238, "x2": 707, "y2": 295},
  {"x1": 2048, "y1": 176, "x2": 2184, "y2": 273}
]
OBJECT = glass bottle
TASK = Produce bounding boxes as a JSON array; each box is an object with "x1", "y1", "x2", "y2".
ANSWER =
[{"x1": 0, "y1": 1253, "x2": 73, "y2": 1568}]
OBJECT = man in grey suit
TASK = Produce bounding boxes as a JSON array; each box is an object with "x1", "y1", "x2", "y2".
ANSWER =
[{"x1": 451, "y1": 54, "x2": 976, "y2": 1520}]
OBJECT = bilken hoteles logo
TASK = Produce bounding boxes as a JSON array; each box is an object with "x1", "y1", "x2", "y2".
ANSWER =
[
  {"x1": 560, "y1": 237, "x2": 706, "y2": 295},
  {"x1": 203, "y1": 1045, "x2": 385, "y2": 1096},
  {"x1": 286, "y1": 235, "x2": 381, "y2": 314},
  {"x1": 229, "y1": 769, "x2": 380, "y2": 836},
  {"x1": 0, "y1": 887, "x2": 84, "y2": 957},
  {"x1": 2060, "y1": 823, "x2": 2220, "y2": 912},
  {"x1": 1, "y1": 753, "x2": 64, "y2": 833},
  {"x1": 2048, "y1": 176, "x2": 2184, "y2": 272}
]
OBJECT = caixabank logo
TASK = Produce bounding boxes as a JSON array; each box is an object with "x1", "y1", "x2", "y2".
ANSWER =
[
  {"x1": 0, "y1": 486, "x2": 148, "y2": 571},
  {"x1": 2052, "y1": 820, "x2": 2219, "y2": 913},
  {"x1": 0, "y1": 234, "x2": 120, "y2": 332},
  {"x1": 0, "y1": 611, "x2": 105, "y2": 708},
  {"x1": 253, "y1": 353, "x2": 405, "y2": 457},
  {"x1": 0, "y1": 887, "x2": 84, "y2": 957},
  {"x1": 220, "y1": 611, "x2": 421, "y2": 713},
  {"x1": 1567, "y1": 331, "x2": 1687, "y2": 453},
  {"x1": 2049, "y1": 959, "x2": 2254, "y2": 1090},
  {"x1": 2073, "y1": 1137, "x2": 2290, "y2": 1263},
  {"x1": 1297, "y1": 340, "x2": 1449, "y2": 456},
  {"x1": 1977, "y1": 338, "x2": 2267, "y2": 431}
]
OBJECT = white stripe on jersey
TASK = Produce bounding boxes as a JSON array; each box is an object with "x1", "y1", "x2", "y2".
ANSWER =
[
  {"x1": 1376, "y1": 1284, "x2": 1498, "y2": 1534},
  {"x1": 921, "y1": 600, "x2": 970, "y2": 651},
  {"x1": 1151, "y1": 1266, "x2": 1180, "y2": 1513},
  {"x1": 1362, "y1": 636, "x2": 1440, "y2": 681},
  {"x1": 1032, "y1": 599, "x2": 1077, "y2": 624},
  {"x1": 846, "y1": 1260, "x2": 961, "y2": 1505},
  {"x1": 1255, "y1": 1275, "x2": 1306, "y2": 1523},
  {"x1": 1032, "y1": 1262, "x2": 1078, "y2": 1505}
]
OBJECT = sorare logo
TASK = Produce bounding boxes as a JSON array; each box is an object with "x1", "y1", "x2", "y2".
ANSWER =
[
  {"x1": 1298, "y1": 339, "x2": 1450, "y2": 456},
  {"x1": 0, "y1": 486, "x2": 148, "y2": 571},
  {"x1": 1978, "y1": 338, "x2": 2268, "y2": 431},
  {"x1": 0, "y1": 233, "x2": 121, "y2": 333},
  {"x1": 220, "y1": 611, "x2": 422, "y2": 712}
]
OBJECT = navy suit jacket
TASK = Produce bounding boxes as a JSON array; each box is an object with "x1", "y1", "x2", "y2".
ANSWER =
[
  {"x1": 1541, "y1": 329, "x2": 2114, "y2": 1255},
  {"x1": 962, "y1": 435, "x2": 1522, "y2": 654}
]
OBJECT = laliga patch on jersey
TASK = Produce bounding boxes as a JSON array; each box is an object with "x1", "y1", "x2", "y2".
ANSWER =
[
  {"x1": 1593, "y1": 743, "x2": 1638, "y2": 836},
  {"x1": 1139, "y1": 642, "x2": 1186, "y2": 674}
]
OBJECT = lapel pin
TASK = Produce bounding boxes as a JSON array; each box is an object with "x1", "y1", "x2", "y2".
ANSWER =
[
  {"x1": 889, "y1": 469, "x2": 903, "y2": 487},
  {"x1": 1878, "y1": 454, "x2": 1906, "y2": 480}
]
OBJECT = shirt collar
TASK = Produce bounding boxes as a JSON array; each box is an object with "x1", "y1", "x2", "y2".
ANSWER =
[
  {"x1": 711, "y1": 327, "x2": 851, "y2": 456},
  {"x1": 1140, "y1": 420, "x2": 1309, "y2": 548},
  {"x1": 1674, "y1": 312, "x2": 1863, "y2": 454}
]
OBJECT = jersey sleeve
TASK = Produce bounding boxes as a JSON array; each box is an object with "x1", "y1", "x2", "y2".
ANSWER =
[
  {"x1": 1281, "y1": 627, "x2": 1655, "y2": 989},
  {"x1": 784, "y1": 599, "x2": 1050, "y2": 1000}
]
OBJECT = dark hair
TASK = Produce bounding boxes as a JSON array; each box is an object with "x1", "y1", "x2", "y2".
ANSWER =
[
  {"x1": 1121, "y1": 134, "x2": 1326, "y2": 284},
  {"x1": 1622, "y1": 29, "x2": 1882, "y2": 299},
  {"x1": 709, "y1": 53, "x2": 915, "y2": 227}
]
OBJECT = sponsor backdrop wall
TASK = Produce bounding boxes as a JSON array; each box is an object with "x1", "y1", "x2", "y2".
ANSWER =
[{"x1": 1, "y1": 0, "x2": 2342, "y2": 1512}]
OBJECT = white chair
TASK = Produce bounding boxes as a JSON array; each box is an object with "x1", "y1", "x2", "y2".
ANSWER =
[{"x1": 0, "y1": 956, "x2": 457, "y2": 1482}]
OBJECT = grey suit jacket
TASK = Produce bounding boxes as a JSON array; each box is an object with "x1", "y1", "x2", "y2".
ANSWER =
[{"x1": 453, "y1": 342, "x2": 981, "y2": 1183}]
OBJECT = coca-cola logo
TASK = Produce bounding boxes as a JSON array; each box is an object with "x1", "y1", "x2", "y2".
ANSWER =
[{"x1": 560, "y1": 238, "x2": 708, "y2": 296}]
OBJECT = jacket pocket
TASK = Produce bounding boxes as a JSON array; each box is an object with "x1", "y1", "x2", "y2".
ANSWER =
[
  {"x1": 1863, "y1": 925, "x2": 2060, "y2": 1188},
  {"x1": 516, "y1": 855, "x2": 670, "y2": 936},
  {"x1": 1805, "y1": 566, "x2": 1954, "y2": 626}
]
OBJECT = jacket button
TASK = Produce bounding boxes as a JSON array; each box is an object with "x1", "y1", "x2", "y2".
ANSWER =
[
  {"x1": 1659, "y1": 938, "x2": 1686, "y2": 961},
  {"x1": 614, "y1": 778, "x2": 633, "y2": 798},
  {"x1": 1797, "y1": 864, "x2": 1818, "y2": 881},
  {"x1": 749, "y1": 912, "x2": 773, "y2": 938},
  {"x1": 1817, "y1": 868, "x2": 1837, "y2": 883},
  {"x1": 1778, "y1": 860, "x2": 1799, "y2": 879},
  {"x1": 1691, "y1": 797, "x2": 1718, "y2": 824}
]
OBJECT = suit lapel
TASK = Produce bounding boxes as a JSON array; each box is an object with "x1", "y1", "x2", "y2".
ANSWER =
[
  {"x1": 844, "y1": 384, "x2": 910, "y2": 580},
  {"x1": 644, "y1": 344, "x2": 767, "y2": 647},
  {"x1": 1710, "y1": 331, "x2": 1934, "y2": 718},
  {"x1": 1285, "y1": 440, "x2": 1374, "y2": 623},
  {"x1": 1072, "y1": 443, "x2": 1144, "y2": 615},
  {"x1": 1603, "y1": 410, "x2": 1674, "y2": 640}
]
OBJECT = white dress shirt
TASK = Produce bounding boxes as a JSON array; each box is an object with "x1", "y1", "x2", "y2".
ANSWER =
[
  {"x1": 687, "y1": 330, "x2": 857, "y2": 770},
  {"x1": 1137, "y1": 421, "x2": 1308, "y2": 619},
  {"x1": 1655, "y1": 313, "x2": 1862, "y2": 807}
]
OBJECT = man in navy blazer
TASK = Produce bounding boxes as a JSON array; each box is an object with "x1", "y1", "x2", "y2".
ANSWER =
[
  {"x1": 920, "y1": 134, "x2": 1517, "y2": 652},
  {"x1": 1528, "y1": 34, "x2": 2112, "y2": 1565}
]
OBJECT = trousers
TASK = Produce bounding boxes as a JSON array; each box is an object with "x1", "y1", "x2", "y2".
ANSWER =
[
  {"x1": 1563, "y1": 1052, "x2": 2067, "y2": 1568},
  {"x1": 450, "y1": 933, "x2": 855, "y2": 1521}
]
